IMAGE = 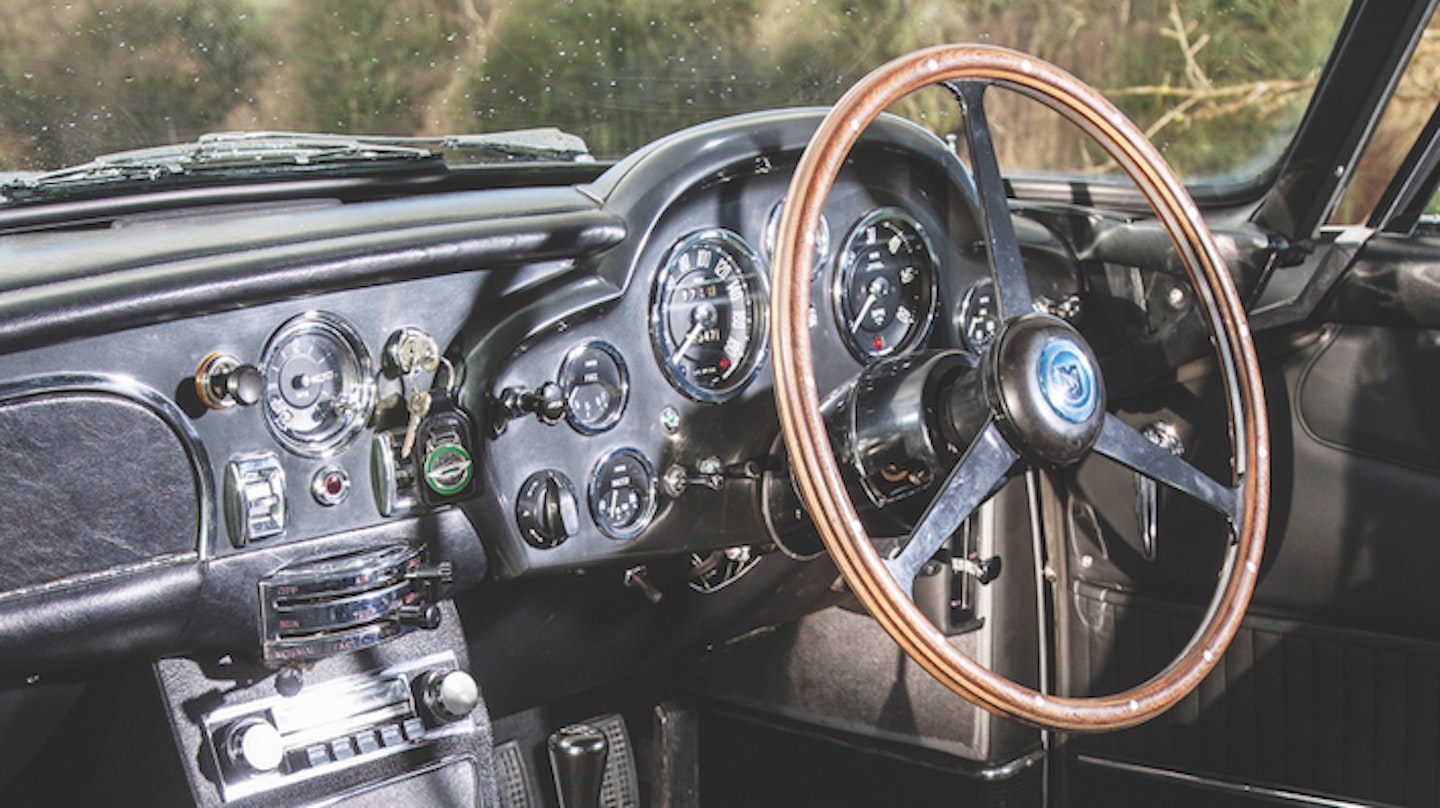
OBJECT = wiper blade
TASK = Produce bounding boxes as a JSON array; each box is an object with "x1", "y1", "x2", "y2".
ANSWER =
[
  {"x1": 0, "y1": 128, "x2": 592, "y2": 204},
  {"x1": 365, "y1": 128, "x2": 595, "y2": 164}
]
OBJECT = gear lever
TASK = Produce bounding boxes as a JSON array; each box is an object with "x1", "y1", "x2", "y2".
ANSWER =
[{"x1": 548, "y1": 723, "x2": 608, "y2": 808}]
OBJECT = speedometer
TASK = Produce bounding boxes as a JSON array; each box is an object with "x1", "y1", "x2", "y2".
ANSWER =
[
  {"x1": 833, "y1": 208, "x2": 938, "y2": 361},
  {"x1": 260, "y1": 312, "x2": 374, "y2": 456},
  {"x1": 651, "y1": 229, "x2": 769, "y2": 403}
]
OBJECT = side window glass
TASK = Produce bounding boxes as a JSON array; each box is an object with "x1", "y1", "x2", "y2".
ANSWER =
[{"x1": 1332, "y1": 16, "x2": 1440, "y2": 224}]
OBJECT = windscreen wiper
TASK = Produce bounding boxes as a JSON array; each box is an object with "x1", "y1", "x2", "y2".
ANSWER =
[{"x1": 0, "y1": 128, "x2": 593, "y2": 204}]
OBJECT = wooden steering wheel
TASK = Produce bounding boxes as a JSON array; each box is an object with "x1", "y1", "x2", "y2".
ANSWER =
[{"x1": 770, "y1": 44, "x2": 1269, "y2": 732}]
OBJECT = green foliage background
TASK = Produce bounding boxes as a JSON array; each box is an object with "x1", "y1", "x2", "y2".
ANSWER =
[{"x1": 0, "y1": 0, "x2": 1366, "y2": 188}]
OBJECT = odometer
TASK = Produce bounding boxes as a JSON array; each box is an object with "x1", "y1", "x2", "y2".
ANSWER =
[
  {"x1": 651, "y1": 229, "x2": 769, "y2": 403},
  {"x1": 833, "y1": 208, "x2": 938, "y2": 361}
]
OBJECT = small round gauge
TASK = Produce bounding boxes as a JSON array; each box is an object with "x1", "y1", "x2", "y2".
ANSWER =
[
  {"x1": 652, "y1": 229, "x2": 769, "y2": 403},
  {"x1": 589, "y1": 448, "x2": 658, "y2": 540},
  {"x1": 833, "y1": 208, "x2": 938, "y2": 361},
  {"x1": 959, "y1": 279, "x2": 1000, "y2": 353},
  {"x1": 259, "y1": 312, "x2": 374, "y2": 456},
  {"x1": 763, "y1": 199, "x2": 831, "y2": 280},
  {"x1": 558, "y1": 341, "x2": 628, "y2": 434}
]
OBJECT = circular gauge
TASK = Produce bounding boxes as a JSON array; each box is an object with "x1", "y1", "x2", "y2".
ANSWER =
[
  {"x1": 832, "y1": 208, "x2": 938, "y2": 361},
  {"x1": 651, "y1": 229, "x2": 769, "y2": 403},
  {"x1": 959, "y1": 279, "x2": 1000, "y2": 353},
  {"x1": 558, "y1": 341, "x2": 628, "y2": 434},
  {"x1": 588, "y1": 448, "x2": 658, "y2": 540},
  {"x1": 764, "y1": 199, "x2": 831, "y2": 280},
  {"x1": 260, "y1": 312, "x2": 374, "y2": 456}
]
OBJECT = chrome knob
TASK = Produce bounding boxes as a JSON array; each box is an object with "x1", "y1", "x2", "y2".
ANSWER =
[
  {"x1": 421, "y1": 669, "x2": 478, "y2": 723},
  {"x1": 226, "y1": 719, "x2": 284, "y2": 773}
]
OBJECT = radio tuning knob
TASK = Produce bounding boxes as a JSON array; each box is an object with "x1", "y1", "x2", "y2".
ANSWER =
[
  {"x1": 226, "y1": 719, "x2": 284, "y2": 773},
  {"x1": 419, "y1": 669, "x2": 479, "y2": 723}
]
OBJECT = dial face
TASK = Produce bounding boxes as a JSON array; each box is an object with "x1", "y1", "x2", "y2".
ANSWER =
[
  {"x1": 959, "y1": 279, "x2": 1000, "y2": 353},
  {"x1": 260, "y1": 312, "x2": 373, "y2": 456},
  {"x1": 589, "y1": 448, "x2": 657, "y2": 540},
  {"x1": 558, "y1": 341, "x2": 628, "y2": 434},
  {"x1": 652, "y1": 229, "x2": 769, "y2": 403},
  {"x1": 833, "y1": 208, "x2": 938, "y2": 361}
]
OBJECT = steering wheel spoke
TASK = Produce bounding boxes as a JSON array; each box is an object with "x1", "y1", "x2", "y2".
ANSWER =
[
  {"x1": 945, "y1": 80, "x2": 1034, "y2": 322},
  {"x1": 883, "y1": 419, "x2": 1019, "y2": 597},
  {"x1": 1092, "y1": 413, "x2": 1240, "y2": 524}
]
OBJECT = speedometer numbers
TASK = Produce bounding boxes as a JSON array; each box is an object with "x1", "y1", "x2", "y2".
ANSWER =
[
  {"x1": 652, "y1": 229, "x2": 769, "y2": 403},
  {"x1": 833, "y1": 208, "x2": 938, "y2": 362}
]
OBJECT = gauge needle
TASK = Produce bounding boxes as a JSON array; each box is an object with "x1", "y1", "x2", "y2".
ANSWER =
[
  {"x1": 674, "y1": 319, "x2": 707, "y2": 357},
  {"x1": 850, "y1": 291, "x2": 878, "y2": 333}
]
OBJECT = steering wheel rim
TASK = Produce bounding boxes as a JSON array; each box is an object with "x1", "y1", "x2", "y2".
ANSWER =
[{"x1": 770, "y1": 44, "x2": 1269, "y2": 732}]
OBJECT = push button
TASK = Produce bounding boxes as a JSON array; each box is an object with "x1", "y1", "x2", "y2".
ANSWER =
[
  {"x1": 330, "y1": 737, "x2": 356, "y2": 761},
  {"x1": 378, "y1": 723, "x2": 405, "y2": 747},
  {"x1": 353, "y1": 730, "x2": 380, "y2": 755},
  {"x1": 304, "y1": 745, "x2": 330, "y2": 769}
]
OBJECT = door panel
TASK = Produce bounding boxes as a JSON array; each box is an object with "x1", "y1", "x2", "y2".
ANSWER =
[{"x1": 1063, "y1": 251, "x2": 1440, "y2": 804}]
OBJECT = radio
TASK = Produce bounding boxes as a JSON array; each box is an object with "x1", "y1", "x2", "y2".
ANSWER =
[{"x1": 202, "y1": 650, "x2": 477, "y2": 802}]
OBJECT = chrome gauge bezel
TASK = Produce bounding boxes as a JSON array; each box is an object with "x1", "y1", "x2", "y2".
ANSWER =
[
  {"x1": 831, "y1": 207, "x2": 939, "y2": 362},
  {"x1": 557, "y1": 340, "x2": 629, "y2": 435},
  {"x1": 588, "y1": 447, "x2": 658, "y2": 540},
  {"x1": 259, "y1": 311, "x2": 375, "y2": 457},
  {"x1": 650, "y1": 228, "x2": 770, "y2": 403},
  {"x1": 763, "y1": 199, "x2": 831, "y2": 280}
]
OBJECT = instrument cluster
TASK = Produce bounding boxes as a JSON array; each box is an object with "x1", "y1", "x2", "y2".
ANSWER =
[{"x1": 483, "y1": 162, "x2": 977, "y2": 580}]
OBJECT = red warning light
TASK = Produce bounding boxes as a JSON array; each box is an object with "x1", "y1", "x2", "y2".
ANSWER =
[
  {"x1": 719, "y1": 357, "x2": 731, "y2": 371},
  {"x1": 874, "y1": 336, "x2": 884, "y2": 350}
]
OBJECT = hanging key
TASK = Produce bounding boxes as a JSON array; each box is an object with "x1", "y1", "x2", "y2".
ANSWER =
[{"x1": 400, "y1": 388, "x2": 432, "y2": 459}]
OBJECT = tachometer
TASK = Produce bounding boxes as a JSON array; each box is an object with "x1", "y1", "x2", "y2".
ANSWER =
[
  {"x1": 651, "y1": 229, "x2": 769, "y2": 402},
  {"x1": 260, "y1": 312, "x2": 374, "y2": 456},
  {"x1": 833, "y1": 208, "x2": 938, "y2": 361}
]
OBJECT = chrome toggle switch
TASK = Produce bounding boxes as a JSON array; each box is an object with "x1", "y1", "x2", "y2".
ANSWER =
[{"x1": 225, "y1": 452, "x2": 287, "y2": 547}]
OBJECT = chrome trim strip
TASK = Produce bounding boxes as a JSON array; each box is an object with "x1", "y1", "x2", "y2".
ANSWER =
[
  {"x1": 0, "y1": 373, "x2": 216, "y2": 559},
  {"x1": 306, "y1": 753, "x2": 478, "y2": 808},
  {"x1": 0, "y1": 551, "x2": 199, "y2": 606},
  {"x1": 1076, "y1": 755, "x2": 1402, "y2": 808}
]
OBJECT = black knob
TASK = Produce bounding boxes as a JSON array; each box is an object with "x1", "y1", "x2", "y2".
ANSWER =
[
  {"x1": 196, "y1": 353, "x2": 263, "y2": 410},
  {"x1": 227, "y1": 364, "x2": 263, "y2": 406},
  {"x1": 548, "y1": 723, "x2": 608, "y2": 808},
  {"x1": 500, "y1": 382, "x2": 567, "y2": 426},
  {"x1": 523, "y1": 381, "x2": 567, "y2": 423},
  {"x1": 397, "y1": 603, "x2": 444, "y2": 630},
  {"x1": 516, "y1": 471, "x2": 579, "y2": 549}
]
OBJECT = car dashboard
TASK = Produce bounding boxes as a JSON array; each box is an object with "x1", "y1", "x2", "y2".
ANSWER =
[{"x1": 0, "y1": 108, "x2": 1262, "y2": 806}]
